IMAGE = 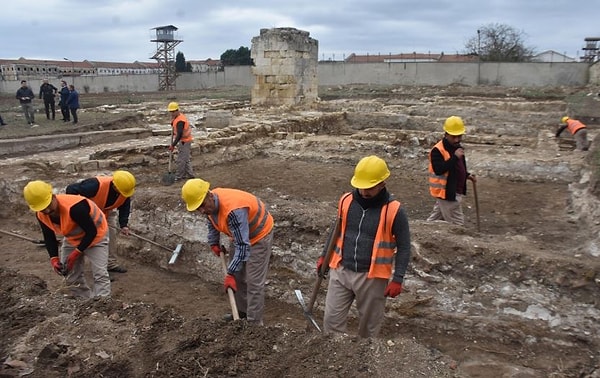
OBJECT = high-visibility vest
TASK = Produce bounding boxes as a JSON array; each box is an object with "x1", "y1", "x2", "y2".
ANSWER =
[
  {"x1": 329, "y1": 193, "x2": 401, "y2": 279},
  {"x1": 208, "y1": 188, "x2": 273, "y2": 245},
  {"x1": 91, "y1": 176, "x2": 126, "y2": 214},
  {"x1": 37, "y1": 194, "x2": 108, "y2": 247},
  {"x1": 566, "y1": 119, "x2": 586, "y2": 135},
  {"x1": 171, "y1": 113, "x2": 193, "y2": 143},
  {"x1": 428, "y1": 140, "x2": 451, "y2": 199}
]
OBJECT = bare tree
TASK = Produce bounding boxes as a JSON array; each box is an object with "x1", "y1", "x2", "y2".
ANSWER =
[{"x1": 465, "y1": 23, "x2": 536, "y2": 62}]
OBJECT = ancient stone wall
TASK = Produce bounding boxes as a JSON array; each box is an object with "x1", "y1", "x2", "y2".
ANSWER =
[{"x1": 250, "y1": 27, "x2": 318, "y2": 106}]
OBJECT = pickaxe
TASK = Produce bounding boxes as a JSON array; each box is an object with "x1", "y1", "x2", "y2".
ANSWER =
[
  {"x1": 110, "y1": 227, "x2": 182, "y2": 264},
  {"x1": 0, "y1": 228, "x2": 45, "y2": 246}
]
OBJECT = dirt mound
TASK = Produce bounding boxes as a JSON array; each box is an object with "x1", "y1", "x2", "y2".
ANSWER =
[{"x1": 0, "y1": 267, "x2": 457, "y2": 377}]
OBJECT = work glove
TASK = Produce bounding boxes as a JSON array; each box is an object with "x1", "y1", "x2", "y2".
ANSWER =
[
  {"x1": 65, "y1": 249, "x2": 83, "y2": 273},
  {"x1": 50, "y1": 256, "x2": 64, "y2": 275},
  {"x1": 384, "y1": 281, "x2": 403, "y2": 298},
  {"x1": 168, "y1": 145, "x2": 175, "y2": 151},
  {"x1": 120, "y1": 226, "x2": 130, "y2": 236},
  {"x1": 210, "y1": 244, "x2": 222, "y2": 257},
  {"x1": 316, "y1": 256, "x2": 325, "y2": 275},
  {"x1": 224, "y1": 274, "x2": 237, "y2": 293}
]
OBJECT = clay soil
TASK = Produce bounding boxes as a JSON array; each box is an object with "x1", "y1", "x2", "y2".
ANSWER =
[{"x1": 0, "y1": 85, "x2": 599, "y2": 378}]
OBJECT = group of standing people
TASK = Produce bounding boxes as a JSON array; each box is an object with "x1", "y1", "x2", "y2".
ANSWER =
[{"x1": 13, "y1": 79, "x2": 79, "y2": 126}]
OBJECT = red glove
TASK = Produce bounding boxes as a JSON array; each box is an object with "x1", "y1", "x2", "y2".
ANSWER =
[
  {"x1": 168, "y1": 145, "x2": 175, "y2": 151},
  {"x1": 210, "y1": 245, "x2": 222, "y2": 257},
  {"x1": 50, "y1": 257, "x2": 64, "y2": 275},
  {"x1": 224, "y1": 274, "x2": 237, "y2": 293},
  {"x1": 66, "y1": 249, "x2": 83, "y2": 272},
  {"x1": 316, "y1": 256, "x2": 325, "y2": 275},
  {"x1": 384, "y1": 281, "x2": 403, "y2": 298}
]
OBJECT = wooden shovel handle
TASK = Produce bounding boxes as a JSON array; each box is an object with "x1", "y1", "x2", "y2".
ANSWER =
[
  {"x1": 219, "y1": 250, "x2": 240, "y2": 320},
  {"x1": 307, "y1": 216, "x2": 341, "y2": 313},
  {"x1": 472, "y1": 180, "x2": 481, "y2": 232}
]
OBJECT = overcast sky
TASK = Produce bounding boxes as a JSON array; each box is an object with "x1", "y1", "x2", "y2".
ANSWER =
[{"x1": 2, "y1": 0, "x2": 597, "y2": 63}]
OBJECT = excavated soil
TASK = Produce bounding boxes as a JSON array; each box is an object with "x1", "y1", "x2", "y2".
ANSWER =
[{"x1": 0, "y1": 85, "x2": 599, "y2": 377}]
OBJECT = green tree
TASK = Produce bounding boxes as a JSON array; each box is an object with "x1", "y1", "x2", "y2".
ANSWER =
[
  {"x1": 175, "y1": 51, "x2": 192, "y2": 72},
  {"x1": 220, "y1": 46, "x2": 253, "y2": 66},
  {"x1": 465, "y1": 23, "x2": 535, "y2": 62}
]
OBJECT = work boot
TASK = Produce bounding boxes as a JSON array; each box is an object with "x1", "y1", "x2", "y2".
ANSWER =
[
  {"x1": 223, "y1": 311, "x2": 247, "y2": 321},
  {"x1": 108, "y1": 266, "x2": 128, "y2": 273}
]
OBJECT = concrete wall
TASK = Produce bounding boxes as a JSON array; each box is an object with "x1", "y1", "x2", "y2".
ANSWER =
[
  {"x1": 0, "y1": 62, "x2": 592, "y2": 95},
  {"x1": 589, "y1": 61, "x2": 600, "y2": 85},
  {"x1": 174, "y1": 67, "x2": 254, "y2": 90},
  {"x1": 317, "y1": 62, "x2": 589, "y2": 87}
]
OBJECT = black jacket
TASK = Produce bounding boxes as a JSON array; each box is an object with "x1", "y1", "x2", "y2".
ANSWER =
[
  {"x1": 429, "y1": 137, "x2": 469, "y2": 201},
  {"x1": 39, "y1": 83, "x2": 58, "y2": 100}
]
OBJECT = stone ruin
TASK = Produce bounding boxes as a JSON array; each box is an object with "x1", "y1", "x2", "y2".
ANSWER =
[{"x1": 251, "y1": 27, "x2": 318, "y2": 106}]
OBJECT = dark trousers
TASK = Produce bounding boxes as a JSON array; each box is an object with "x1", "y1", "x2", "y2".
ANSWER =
[
  {"x1": 61, "y1": 104, "x2": 70, "y2": 121},
  {"x1": 43, "y1": 98, "x2": 56, "y2": 119},
  {"x1": 70, "y1": 108, "x2": 78, "y2": 123}
]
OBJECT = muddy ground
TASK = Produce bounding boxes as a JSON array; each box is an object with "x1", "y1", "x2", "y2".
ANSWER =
[{"x1": 0, "y1": 84, "x2": 599, "y2": 377}]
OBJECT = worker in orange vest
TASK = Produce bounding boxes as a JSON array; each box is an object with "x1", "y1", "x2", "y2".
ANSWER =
[
  {"x1": 317, "y1": 156, "x2": 411, "y2": 338},
  {"x1": 556, "y1": 116, "x2": 590, "y2": 151},
  {"x1": 427, "y1": 116, "x2": 476, "y2": 226},
  {"x1": 181, "y1": 178, "x2": 274, "y2": 325},
  {"x1": 23, "y1": 180, "x2": 110, "y2": 298},
  {"x1": 167, "y1": 102, "x2": 195, "y2": 181},
  {"x1": 66, "y1": 170, "x2": 136, "y2": 274}
]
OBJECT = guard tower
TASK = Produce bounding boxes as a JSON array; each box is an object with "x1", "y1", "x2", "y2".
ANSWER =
[
  {"x1": 581, "y1": 37, "x2": 600, "y2": 63},
  {"x1": 151, "y1": 25, "x2": 182, "y2": 91}
]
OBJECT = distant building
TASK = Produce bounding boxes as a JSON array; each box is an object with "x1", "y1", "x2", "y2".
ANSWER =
[
  {"x1": 90, "y1": 61, "x2": 161, "y2": 75},
  {"x1": 344, "y1": 52, "x2": 477, "y2": 63},
  {"x1": 0, "y1": 58, "x2": 163, "y2": 81},
  {"x1": 531, "y1": 50, "x2": 575, "y2": 63},
  {"x1": 187, "y1": 59, "x2": 222, "y2": 73}
]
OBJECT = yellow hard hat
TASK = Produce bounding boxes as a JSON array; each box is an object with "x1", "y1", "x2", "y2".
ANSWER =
[
  {"x1": 167, "y1": 102, "x2": 179, "y2": 112},
  {"x1": 561, "y1": 116, "x2": 569, "y2": 124},
  {"x1": 350, "y1": 155, "x2": 390, "y2": 189},
  {"x1": 443, "y1": 116, "x2": 466, "y2": 135},
  {"x1": 182, "y1": 178, "x2": 210, "y2": 211},
  {"x1": 23, "y1": 180, "x2": 53, "y2": 211},
  {"x1": 112, "y1": 170, "x2": 136, "y2": 197}
]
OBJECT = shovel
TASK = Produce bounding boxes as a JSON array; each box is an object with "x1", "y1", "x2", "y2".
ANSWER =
[
  {"x1": 295, "y1": 216, "x2": 341, "y2": 332},
  {"x1": 294, "y1": 289, "x2": 321, "y2": 331},
  {"x1": 220, "y1": 246, "x2": 240, "y2": 320},
  {"x1": 161, "y1": 128, "x2": 176, "y2": 185},
  {"x1": 112, "y1": 226, "x2": 183, "y2": 262},
  {"x1": 0, "y1": 228, "x2": 45, "y2": 246}
]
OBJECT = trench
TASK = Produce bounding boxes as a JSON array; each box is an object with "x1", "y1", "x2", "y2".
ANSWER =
[{"x1": 2, "y1": 90, "x2": 599, "y2": 377}]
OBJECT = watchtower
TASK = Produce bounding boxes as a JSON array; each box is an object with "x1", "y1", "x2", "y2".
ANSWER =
[
  {"x1": 151, "y1": 25, "x2": 182, "y2": 91},
  {"x1": 581, "y1": 37, "x2": 600, "y2": 63}
]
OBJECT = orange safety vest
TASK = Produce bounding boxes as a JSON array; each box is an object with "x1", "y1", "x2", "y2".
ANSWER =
[
  {"x1": 91, "y1": 176, "x2": 127, "y2": 214},
  {"x1": 37, "y1": 194, "x2": 108, "y2": 248},
  {"x1": 171, "y1": 113, "x2": 193, "y2": 143},
  {"x1": 428, "y1": 140, "x2": 451, "y2": 199},
  {"x1": 566, "y1": 119, "x2": 586, "y2": 135},
  {"x1": 329, "y1": 193, "x2": 401, "y2": 279},
  {"x1": 208, "y1": 188, "x2": 274, "y2": 245}
]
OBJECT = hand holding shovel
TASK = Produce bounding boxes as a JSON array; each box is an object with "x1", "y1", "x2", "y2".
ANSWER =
[{"x1": 219, "y1": 246, "x2": 240, "y2": 320}]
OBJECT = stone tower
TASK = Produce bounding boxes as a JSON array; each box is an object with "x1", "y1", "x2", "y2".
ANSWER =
[{"x1": 250, "y1": 28, "x2": 318, "y2": 106}]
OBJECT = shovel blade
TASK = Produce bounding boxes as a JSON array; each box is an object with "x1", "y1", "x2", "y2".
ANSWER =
[
  {"x1": 294, "y1": 289, "x2": 321, "y2": 332},
  {"x1": 161, "y1": 172, "x2": 176, "y2": 186}
]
